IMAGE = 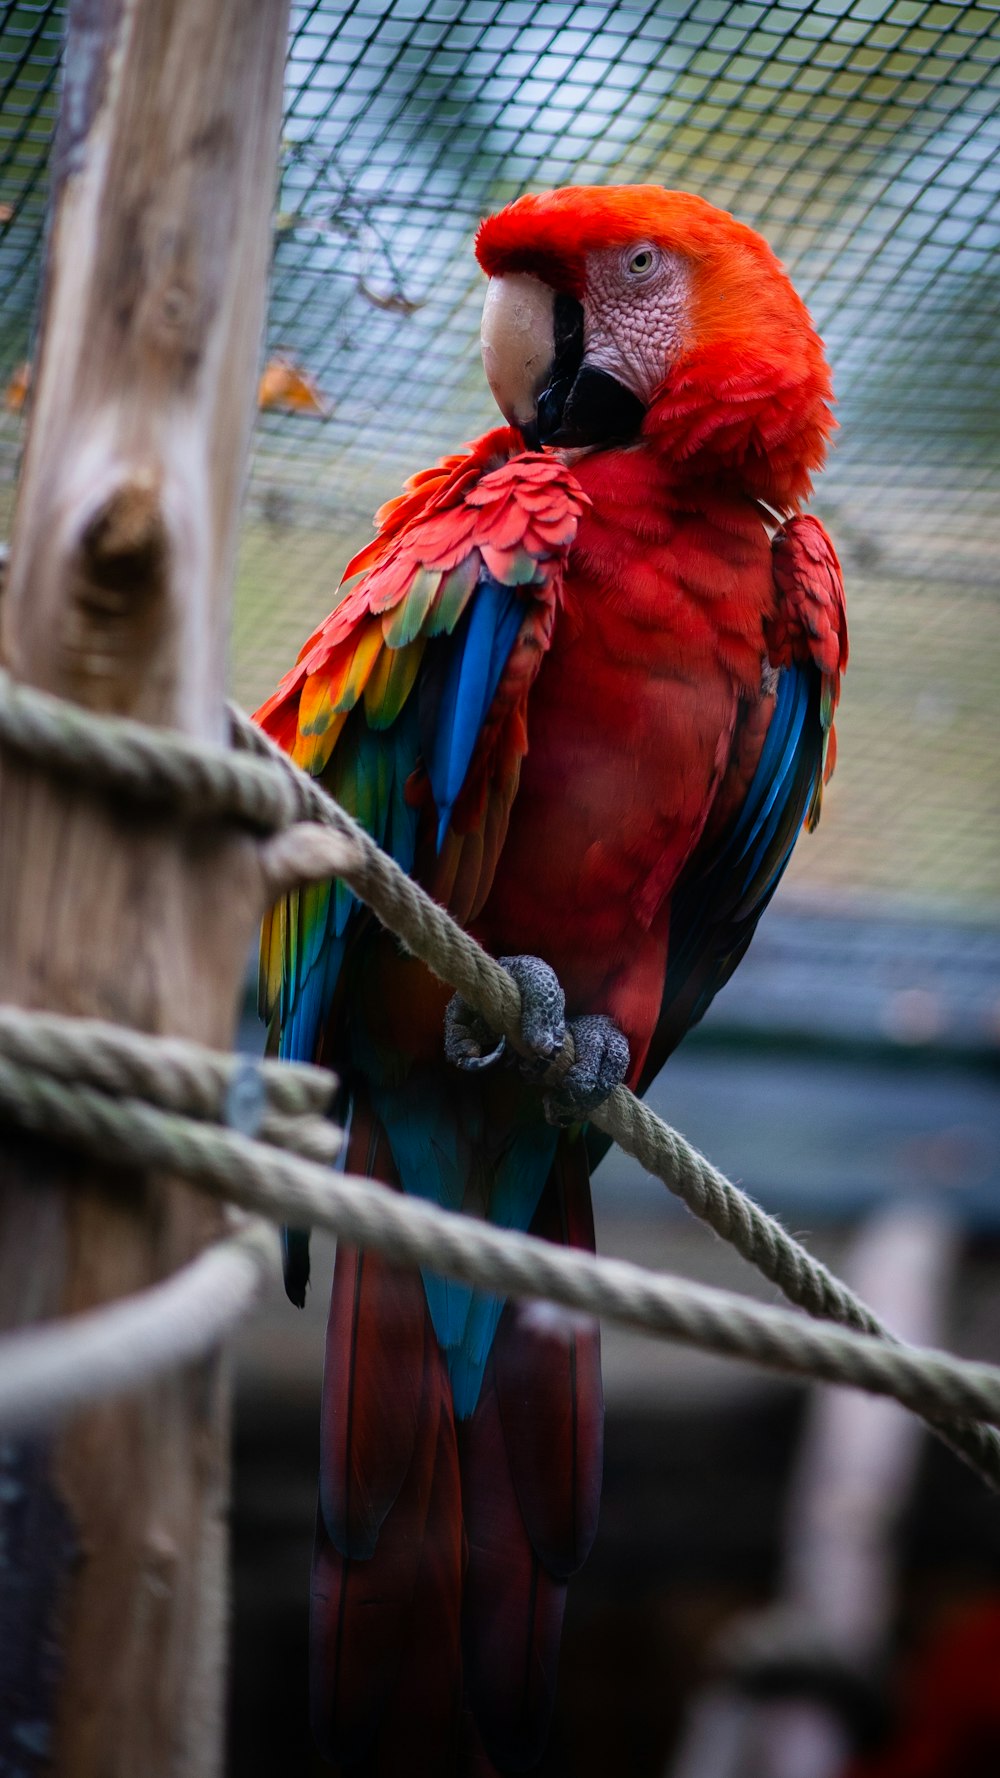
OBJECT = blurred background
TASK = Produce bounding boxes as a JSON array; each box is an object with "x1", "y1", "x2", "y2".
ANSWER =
[{"x1": 2, "y1": 2, "x2": 1000, "y2": 1773}]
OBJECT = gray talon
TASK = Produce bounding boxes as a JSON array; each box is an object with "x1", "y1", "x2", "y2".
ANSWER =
[
  {"x1": 459, "y1": 1034, "x2": 507, "y2": 1071},
  {"x1": 444, "y1": 995, "x2": 506, "y2": 1072},
  {"x1": 543, "y1": 1014, "x2": 630, "y2": 1127}
]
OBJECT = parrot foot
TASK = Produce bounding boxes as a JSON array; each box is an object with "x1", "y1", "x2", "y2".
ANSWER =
[
  {"x1": 444, "y1": 955, "x2": 629, "y2": 1124},
  {"x1": 444, "y1": 953, "x2": 565, "y2": 1074},
  {"x1": 542, "y1": 1013, "x2": 631, "y2": 1127},
  {"x1": 442, "y1": 995, "x2": 508, "y2": 1072}
]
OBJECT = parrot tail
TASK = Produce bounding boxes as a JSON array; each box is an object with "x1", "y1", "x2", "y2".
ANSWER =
[
  {"x1": 461, "y1": 1135, "x2": 605, "y2": 1771},
  {"x1": 309, "y1": 1096, "x2": 604, "y2": 1776},
  {"x1": 310, "y1": 1093, "x2": 464, "y2": 1773}
]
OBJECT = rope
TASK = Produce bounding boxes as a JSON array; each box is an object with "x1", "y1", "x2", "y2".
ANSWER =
[
  {"x1": 0, "y1": 668, "x2": 303, "y2": 831},
  {"x1": 0, "y1": 670, "x2": 997, "y2": 1489},
  {"x1": 0, "y1": 1218, "x2": 272, "y2": 1435},
  {"x1": 0, "y1": 675, "x2": 911, "y2": 1348},
  {"x1": 3, "y1": 1059, "x2": 1000, "y2": 1444},
  {"x1": 0, "y1": 1007, "x2": 342, "y2": 1163}
]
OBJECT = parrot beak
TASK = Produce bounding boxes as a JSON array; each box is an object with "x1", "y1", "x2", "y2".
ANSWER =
[
  {"x1": 480, "y1": 274, "x2": 556, "y2": 436},
  {"x1": 481, "y1": 273, "x2": 646, "y2": 451}
]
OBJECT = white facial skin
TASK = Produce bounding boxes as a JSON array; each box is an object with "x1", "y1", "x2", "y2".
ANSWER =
[{"x1": 581, "y1": 242, "x2": 691, "y2": 406}]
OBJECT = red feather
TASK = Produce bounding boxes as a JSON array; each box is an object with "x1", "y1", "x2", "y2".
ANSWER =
[
  {"x1": 319, "y1": 1099, "x2": 427, "y2": 1559},
  {"x1": 310, "y1": 1335, "x2": 462, "y2": 1769},
  {"x1": 320, "y1": 1243, "x2": 428, "y2": 1560},
  {"x1": 493, "y1": 1138, "x2": 604, "y2": 1580},
  {"x1": 373, "y1": 1375, "x2": 464, "y2": 1777},
  {"x1": 461, "y1": 1356, "x2": 568, "y2": 1773}
]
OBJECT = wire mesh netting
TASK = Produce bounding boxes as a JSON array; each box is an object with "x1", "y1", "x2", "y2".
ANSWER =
[{"x1": 2, "y1": 0, "x2": 998, "y2": 910}]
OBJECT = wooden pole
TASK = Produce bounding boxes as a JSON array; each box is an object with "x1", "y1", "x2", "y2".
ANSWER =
[{"x1": 0, "y1": 2, "x2": 291, "y2": 1772}]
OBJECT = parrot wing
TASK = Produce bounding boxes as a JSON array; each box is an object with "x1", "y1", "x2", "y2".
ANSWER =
[
  {"x1": 627, "y1": 513, "x2": 847, "y2": 1110},
  {"x1": 256, "y1": 427, "x2": 589, "y2": 1074}
]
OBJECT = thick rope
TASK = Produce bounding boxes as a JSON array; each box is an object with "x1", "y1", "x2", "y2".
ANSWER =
[
  {"x1": 3, "y1": 1062, "x2": 1000, "y2": 1444},
  {"x1": 0, "y1": 1007, "x2": 341, "y2": 1163},
  {"x1": 0, "y1": 671, "x2": 996, "y2": 1485},
  {"x1": 0, "y1": 668, "x2": 302, "y2": 830},
  {"x1": 0, "y1": 1218, "x2": 272, "y2": 1435}
]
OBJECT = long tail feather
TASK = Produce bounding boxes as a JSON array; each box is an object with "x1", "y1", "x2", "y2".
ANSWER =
[
  {"x1": 462, "y1": 1357, "x2": 568, "y2": 1772},
  {"x1": 312, "y1": 1091, "x2": 464, "y2": 1770},
  {"x1": 373, "y1": 1362, "x2": 464, "y2": 1775},
  {"x1": 312, "y1": 1109, "x2": 602, "y2": 1774},
  {"x1": 494, "y1": 1137, "x2": 603, "y2": 1579},
  {"x1": 461, "y1": 1133, "x2": 604, "y2": 1770},
  {"x1": 321, "y1": 1240, "x2": 428, "y2": 1560},
  {"x1": 320, "y1": 1095, "x2": 427, "y2": 1557},
  {"x1": 309, "y1": 1337, "x2": 459, "y2": 1763}
]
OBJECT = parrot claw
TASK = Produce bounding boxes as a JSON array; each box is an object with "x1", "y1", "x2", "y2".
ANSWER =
[
  {"x1": 443, "y1": 993, "x2": 507, "y2": 1072},
  {"x1": 444, "y1": 957, "x2": 628, "y2": 1122},
  {"x1": 543, "y1": 1014, "x2": 630, "y2": 1127},
  {"x1": 445, "y1": 953, "x2": 565, "y2": 1076}
]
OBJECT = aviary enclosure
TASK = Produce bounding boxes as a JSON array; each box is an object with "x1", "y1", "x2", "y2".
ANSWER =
[{"x1": 0, "y1": 3, "x2": 998, "y2": 1776}]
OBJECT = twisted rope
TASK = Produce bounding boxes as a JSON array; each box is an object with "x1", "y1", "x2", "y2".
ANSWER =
[
  {"x1": 0, "y1": 669, "x2": 997, "y2": 1488},
  {"x1": 0, "y1": 675, "x2": 920, "y2": 1350},
  {"x1": 3, "y1": 1056, "x2": 1000, "y2": 1445},
  {"x1": 0, "y1": 1007, "x2": 341, "y2": 1163},
  {"x1": 0, "y1": 1218, "x2": 272, "y2": 1435},
  {"x1": 0, "y1": 669, "x2": 302, "y2": 830}
]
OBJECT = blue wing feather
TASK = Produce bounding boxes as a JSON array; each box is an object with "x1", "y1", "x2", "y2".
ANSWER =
[
  {"x1": 278, "y1": 575, "x2": 524, "y2": 1062},
  {"x1": 278, "y1": 703, "x2": 421, "y2": 1067},
  {"x1": 428, "y1": 574, "x2": 523, "y2": 848},
  {"x1": 275, "y1": 577, "x2": 530, "y2": 1329},
  {"x1": 263, "y1": 447, "x2": 583, "y2": 1347},
  {"x1": 445, "y1": 1120, "x2": 560, "y2": 1416},
  {"x1": 736, "y1": 666, "x2": 811, "y2": 890},
  {"x1": 670, "y1": 664, "x2": 817, "y2": 988}
]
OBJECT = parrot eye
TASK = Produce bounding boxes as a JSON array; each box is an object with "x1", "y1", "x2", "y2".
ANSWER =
[{"x1": 625, "y1": 245, "x2": 658, "y2": 279}]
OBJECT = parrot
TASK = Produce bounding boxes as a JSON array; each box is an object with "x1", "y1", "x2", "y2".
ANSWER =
[{"x1": 254, "y1": 184, "x2": 848, "y2": 1776}]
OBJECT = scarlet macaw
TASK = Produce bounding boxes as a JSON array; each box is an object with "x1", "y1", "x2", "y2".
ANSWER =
[{"x1": 256, "y1": 185, "x2": 847, "y2": 1775}]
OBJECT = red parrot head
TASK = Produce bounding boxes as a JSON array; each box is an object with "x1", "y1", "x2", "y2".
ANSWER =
[{"x1": 476, "y1": 185, "x2": 834, "y2": 511}]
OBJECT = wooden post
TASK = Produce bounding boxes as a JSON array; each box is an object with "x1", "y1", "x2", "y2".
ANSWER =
[{"x1": 0, "y1": 2, "x2": 291, "y2": 1773}]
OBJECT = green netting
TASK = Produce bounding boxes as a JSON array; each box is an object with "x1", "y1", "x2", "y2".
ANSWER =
[{"x1": 1, "y1": 0, "x2": 998, "y2": 910}]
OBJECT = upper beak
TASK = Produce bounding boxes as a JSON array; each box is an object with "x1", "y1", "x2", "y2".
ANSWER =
[{"x1": 480, "y1": 273, "x2": 556, "y2": 433}]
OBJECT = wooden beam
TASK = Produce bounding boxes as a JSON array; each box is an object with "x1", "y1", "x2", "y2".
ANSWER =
[{"x1": 0, "y1": 2, "x2": 291, "y2": 1772}]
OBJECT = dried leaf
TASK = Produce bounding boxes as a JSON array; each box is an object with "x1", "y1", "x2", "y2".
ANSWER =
[
  {"x1": 4, "y1": 361, "x2": 31, "y2": 413},
  {"x1": 257, "y1": 354, "x2": 330, "y2": 417}
]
